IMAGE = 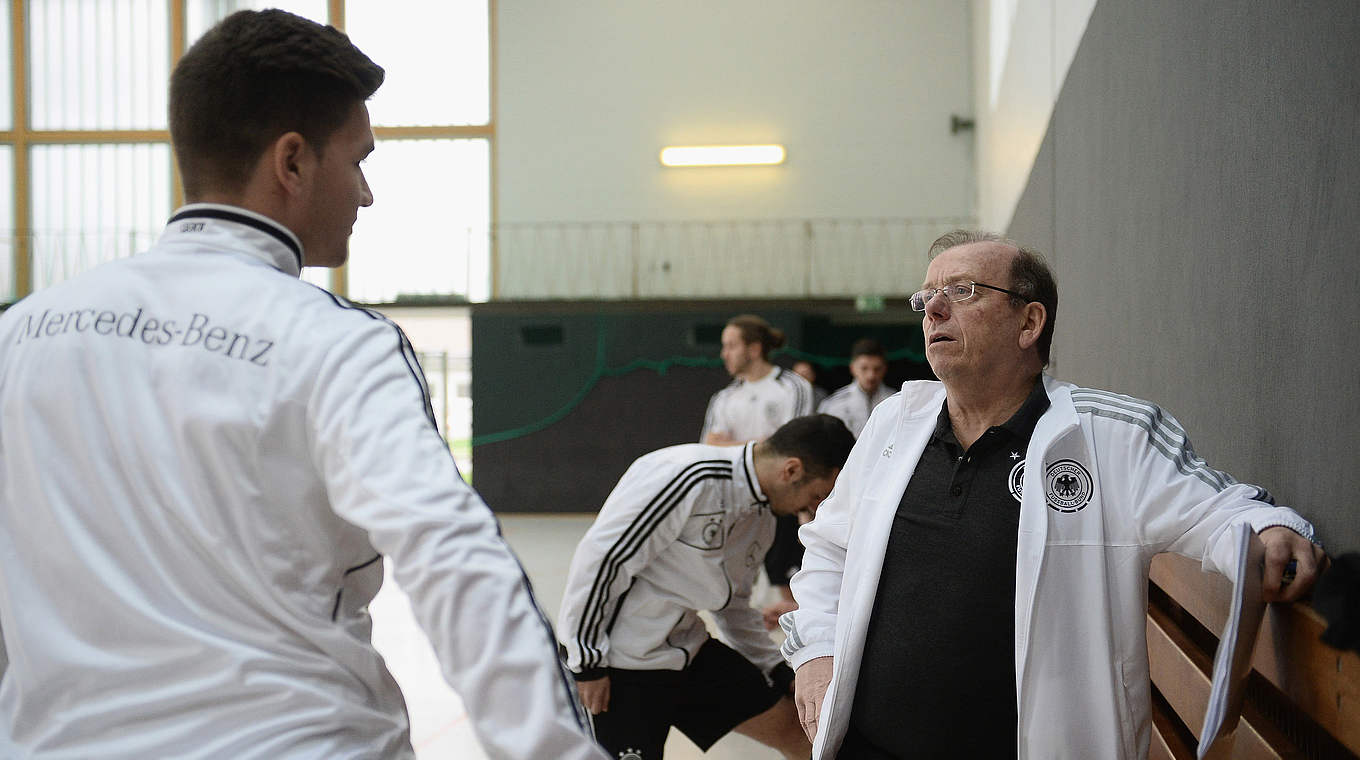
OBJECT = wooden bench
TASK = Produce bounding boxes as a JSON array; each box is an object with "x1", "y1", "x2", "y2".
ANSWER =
[{"x1": 1147, "y1": 552, "x2": 1360, "y2": 759}]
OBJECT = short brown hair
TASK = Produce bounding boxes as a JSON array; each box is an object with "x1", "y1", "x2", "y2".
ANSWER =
[
  {"x1": 170, "y1": 10, "x2": 384, "y2": 199},
  {"x1": 726, "y1": 314, "x2": 786, "y2": 359},
  {"x1": 764, "y1": 415, "x2": 855, "y2": 479},
  {"x1": 849, "y1": 337, "x2": 885, "y2": 361},
  {"x1": 928, "y1": 229, "x2": 1059, "y2": 367}
]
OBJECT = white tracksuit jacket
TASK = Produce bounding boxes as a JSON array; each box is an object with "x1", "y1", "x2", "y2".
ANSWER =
[
  {"x1": 558, "y1": 442, "x2": 784, "y2": 679},
  {"x1": 700, "y1": 367, "x2": 815, "y2": 444},
  {"x1": 817, "y1": 381, "x2": 895, "y2": 438},
  {"x1": 0, "y1": 205, "x2": 604, "y2": 760},
  {"x1": 780, "y1": 376, "x2": 1315, "y2": 760}
]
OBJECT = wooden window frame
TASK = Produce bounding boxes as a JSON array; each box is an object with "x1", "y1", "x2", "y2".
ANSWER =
[{"x1": 2, "y1": 0, "x2": 495, "y2": 302}]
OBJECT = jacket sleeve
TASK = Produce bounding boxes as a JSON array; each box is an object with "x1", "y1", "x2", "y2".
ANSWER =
[
  {"x1": 1109, "y1": 399, "x2": 1317, "y2": 575},
  {"x1": 780, "y1": 398, "x2": 892, "y2": 669},
  {"x1": 557, "y1": 454, "x2": 702, "y2": 678},
  {"x1": 794, "y1": 375, "x2": 815, "y2": 417},
  {"x1": 711, "y1": 512, "x2": 785, "y2": 678},
  {"x1": 308, "y1": 316, "x2": 606, "y2": 760}
]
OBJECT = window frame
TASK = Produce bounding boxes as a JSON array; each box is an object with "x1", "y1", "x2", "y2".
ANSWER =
[{"x1": 1, "y1": 0, "x2": 495, "y2": 303}]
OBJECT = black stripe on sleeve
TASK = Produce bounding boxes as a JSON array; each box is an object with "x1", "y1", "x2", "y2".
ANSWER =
[
  {"x1": 313, "y1": 287, "x2": 440, "y2": 432},
  {"x1": 574, "y1": 460, "x2": 733, "y2": 669}
]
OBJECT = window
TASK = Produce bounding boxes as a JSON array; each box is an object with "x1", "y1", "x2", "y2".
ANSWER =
[{"x1": 1, "y1": 0, "x2": 492, "y2": 305}]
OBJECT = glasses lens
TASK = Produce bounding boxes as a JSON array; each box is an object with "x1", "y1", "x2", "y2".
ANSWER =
[
  {"x1": 909, "y1": 290, "x2": 929, "y2": 311},
  {"x1": 947, "y1": 282, "x2": 974, "y2": 302}
]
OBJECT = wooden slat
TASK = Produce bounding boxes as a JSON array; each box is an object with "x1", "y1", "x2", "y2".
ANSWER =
[
  {"x1": 10, "y1": 0, "x2": 29, "y2": 300},
  {"x1": 1148, "y1": 604, "x2": 1214, "y2": 734},
  {"x1": 1151, "y1": 694, "x2": 1197, "y2": 760},
  {"x1": 1151, "y1": 553, "x2": 1360, "y2": 753},
  {"x1": 1147, "y1": 604, "x2": 1289, "y2": 759},
  {"x1": 0, "y1": 129, "x2": 171, "y2": 144},
  {"x1": 372, "y1": 124, "x2": 494, "y2": 139}
]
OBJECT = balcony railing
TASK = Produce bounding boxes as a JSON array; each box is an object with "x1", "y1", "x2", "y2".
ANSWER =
[
  {"x1": 2, "y1": 216, "x2": 975, "y2": 305},
  {"x1": 493, "y1": 216, "x2": 974, "y2": 300}
]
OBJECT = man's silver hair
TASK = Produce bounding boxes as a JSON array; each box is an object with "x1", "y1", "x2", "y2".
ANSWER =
[{"x1": 927, "y1": 229, "x2": 1020, "y2": 260}]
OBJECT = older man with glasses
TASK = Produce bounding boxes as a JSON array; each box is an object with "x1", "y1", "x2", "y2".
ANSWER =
[{"x1": 778, "y1": 230, "x2": 1326, "y2": 760}]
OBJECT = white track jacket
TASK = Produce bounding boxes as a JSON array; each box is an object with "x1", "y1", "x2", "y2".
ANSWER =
[
  {"x1": 558, "y1": 443, "x2": 784, "y2": 679},
  {"x1": 700, "y1": 367, "x2": 815, "y2": 444},
  {"x1": 0, "y1": 205, "x2": 604, "y2": 760},
  {"x1": 781, "y1": 376, "x2": 1314, "y2": 760}
]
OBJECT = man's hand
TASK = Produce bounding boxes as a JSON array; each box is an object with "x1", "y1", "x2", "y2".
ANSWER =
[
  {"x1": 576, "y1": 675, "x2": 611, "y2": 715},
  {"x1": 762, "y1": 599, "x2": 799, "y2": 630},
  {"x1": 794, "y1": 656, "x2": 833, "y2": 744},
  {"x1": 703, "y1": 431, "x2": 741, "y2": 446},
  {"x1": 1259, "y1": 526, "x2": 1327, "y2": 603}
]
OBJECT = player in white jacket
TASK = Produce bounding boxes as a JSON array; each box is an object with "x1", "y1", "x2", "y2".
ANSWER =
[
  {"x1": 816, "y1": 337, "x2": 895, "y2": 438},
  {"x1": 780, "y1": 230, "x2": 1324, "y2": 759},
  {"x1": 560, "y1": 415, "x2": 855, "y2": 760},
  {"x1": 0, "y1": 11, "x2": 603, "y2": 760}
]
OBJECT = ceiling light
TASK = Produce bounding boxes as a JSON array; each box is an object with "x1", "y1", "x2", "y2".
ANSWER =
[{"x1": 659, "y1": 144, "x2": 786, "y2": 167}]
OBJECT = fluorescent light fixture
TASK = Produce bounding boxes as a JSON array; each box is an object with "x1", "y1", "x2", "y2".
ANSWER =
[{"x1": 659, "y1": 144, "x2": 786, "y2": 167}]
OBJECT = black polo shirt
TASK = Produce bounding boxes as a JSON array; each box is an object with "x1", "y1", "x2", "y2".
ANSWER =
[{"x1": 840, "y1": 378, "x2": 1049, "y2": 759}]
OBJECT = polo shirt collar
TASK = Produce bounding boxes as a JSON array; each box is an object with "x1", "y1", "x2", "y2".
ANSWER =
[{"x1": 933, "y1": 375, "x2": 1052, "y2": 443}]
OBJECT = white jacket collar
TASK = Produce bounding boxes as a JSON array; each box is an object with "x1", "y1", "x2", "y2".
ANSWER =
[
  {"x1": 738, "y1": 441, "x2": 769, "y2": 506},
  {"x1": 160, "y1": 204, "x2": 305, "y2": 277}
]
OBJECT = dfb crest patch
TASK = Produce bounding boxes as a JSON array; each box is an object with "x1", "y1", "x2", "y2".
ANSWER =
[
  {"x1": 764, "y1": 401, "x2": 782, "y2": 426},
  {"x1": 1044, "y1": 459, "x2": 1093, "y2": 513},
  {"x1": 1008, "y1": 460, "x2": 1025, "y2": 503},
  {"x1": 678, "y1": 512, "x2": 725, "y2": 550}
]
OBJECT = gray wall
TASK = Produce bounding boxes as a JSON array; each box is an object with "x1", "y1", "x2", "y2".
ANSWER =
[{"x1": 1008, "y1": 0, "x2": 1360, "y2": 552}]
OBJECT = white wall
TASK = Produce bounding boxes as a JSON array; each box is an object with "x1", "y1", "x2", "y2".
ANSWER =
[
  {"x1": 496, "y1": 0, "x2": 976, "y2": 224},
  {"x1": 971, "y1": 0, "x2": 1095, "y2": 231}
]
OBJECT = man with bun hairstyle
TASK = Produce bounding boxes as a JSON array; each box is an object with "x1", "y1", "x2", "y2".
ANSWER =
[
  {"x1": 0, "y1": 10, "x2": 604, "y2": 759},
  {"x1": 700, "y1": 314, "x2": 818, "y2": 627},
  {"x1": 701, "y1": 314, "x2": 815, "y2": 446}
]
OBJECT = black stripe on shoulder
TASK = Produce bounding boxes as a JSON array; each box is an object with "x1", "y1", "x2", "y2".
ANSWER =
[
  {"x1": 309, "y1": 285, "x2": 439, "y2": 431},
  {"x1": 578, "y1": 460, "x2": 733, "y2": 660},
  {"x1": 576, "y1": 460, "x2": 733, "y2": 668},
  {"x1": 775, "y1": 368, "x2": 812, "y2": 413},
  {"x1": 826, "y1": 385, "x2": 854, "y2": 401}
]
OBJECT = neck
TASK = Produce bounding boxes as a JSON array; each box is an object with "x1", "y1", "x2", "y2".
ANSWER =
[
  {"x1": 740, "y1": 360, "x2": 775, "y2": 383},
  {"x1": 944, "y1": 369, "x2": 1041, "y2": 449},
  {"x1": 750, "y1": 441, "x2": 775, "y2": 494}
]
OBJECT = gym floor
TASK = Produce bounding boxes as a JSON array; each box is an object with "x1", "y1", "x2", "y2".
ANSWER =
[{"x1": 370, "y1": 513, "x2": 784, "y2": 759}]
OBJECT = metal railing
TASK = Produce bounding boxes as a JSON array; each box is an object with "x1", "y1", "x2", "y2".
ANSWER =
[
  {"x1": 1, "y1": 216, "x2": 975, "y2": 304},
  {"x1": 493, "y1": 216, "x2": 974, "y2": 300}
]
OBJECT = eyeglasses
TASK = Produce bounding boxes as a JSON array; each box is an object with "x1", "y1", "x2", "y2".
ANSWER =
[{"x1": 909, "y1": 281, "x2": 1028, "y2": 312}]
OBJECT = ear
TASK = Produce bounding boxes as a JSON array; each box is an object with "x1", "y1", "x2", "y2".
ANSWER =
[
  {"x1": 268, "y1": 132, "x2": 312, "y2": 198},
  {"x1": 1017, "y1": 302, "x2": 1047, "y2": 352},
  {"x1": 781, "y1": 457, "x2": 804, "y2": 484}
]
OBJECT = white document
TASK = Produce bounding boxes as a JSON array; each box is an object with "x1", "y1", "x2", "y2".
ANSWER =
[{"x1": 1197, "y1": 522, "x2": 1266, "y2": 758}]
